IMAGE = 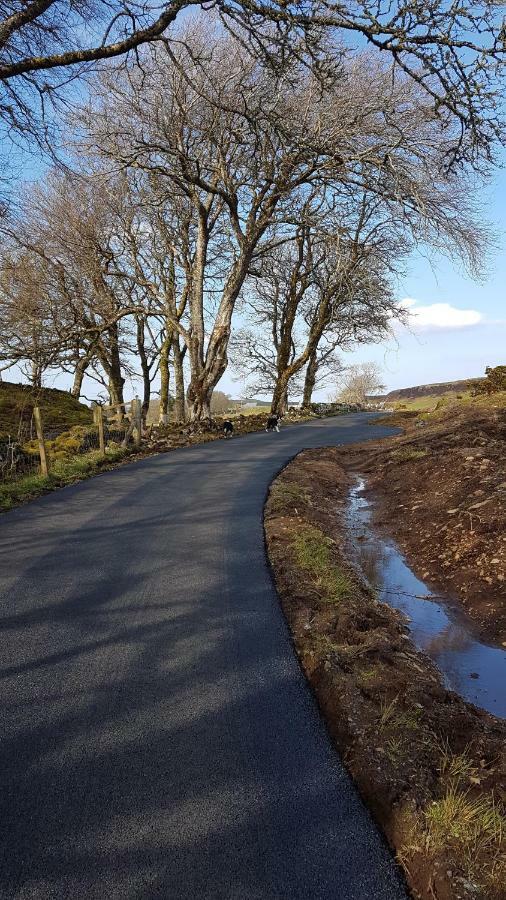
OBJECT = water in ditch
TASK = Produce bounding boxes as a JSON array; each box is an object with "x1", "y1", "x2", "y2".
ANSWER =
[{"x1": 347, "y1": 478, "x2": 506, "y2": 718}]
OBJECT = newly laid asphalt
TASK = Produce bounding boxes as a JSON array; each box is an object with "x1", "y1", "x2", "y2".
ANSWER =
[{"x1": 0, "y1": 413, "x2": 407, "y2": 900}]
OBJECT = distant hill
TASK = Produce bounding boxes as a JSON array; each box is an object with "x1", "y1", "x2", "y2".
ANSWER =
[
  {"x1": 0, "y1": 382, "x2": 92, "y2": 438},
  {"x1": 383, "y1": 377, "x2": 481, "y2": 402}
]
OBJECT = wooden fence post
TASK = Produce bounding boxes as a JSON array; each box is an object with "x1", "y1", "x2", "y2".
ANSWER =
[
  {"x1": 33, "y1": 406, "x2": 49, "y2": 477},
  {"x1": 96, "y1": 405, "x2": 106, "y2": 455}
]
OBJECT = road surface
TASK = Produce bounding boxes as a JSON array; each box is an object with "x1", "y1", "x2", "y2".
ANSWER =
[{"x1": 0, "y1": 414, "x2": 406, "y2": 899}]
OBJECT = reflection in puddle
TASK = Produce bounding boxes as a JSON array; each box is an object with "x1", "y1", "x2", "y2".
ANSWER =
[{"x1": 347, "y1": 478, "x2": 506, "y2": 718}]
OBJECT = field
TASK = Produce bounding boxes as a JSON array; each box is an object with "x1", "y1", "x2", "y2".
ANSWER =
[{"x1": 391, "y1": 388, "x2": 474, "y2": 412}]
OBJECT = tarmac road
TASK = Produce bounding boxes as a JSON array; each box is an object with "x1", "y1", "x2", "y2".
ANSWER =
[{"x1": 0, "y1": 413, "x2": 407, "y2": 899}]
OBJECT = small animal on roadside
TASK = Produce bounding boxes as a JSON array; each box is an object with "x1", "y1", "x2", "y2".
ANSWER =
[
  {"x1": 265, "y1": 415, "x2": 280, "y2": 433},
  {"x1": 223, "y1": 420, "x2": 234, "y2": 438}
]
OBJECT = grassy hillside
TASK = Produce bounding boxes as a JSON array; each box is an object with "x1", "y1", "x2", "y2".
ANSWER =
[
  {"x1": 0, "y1": 382, "x2": 92, "y2": 439},
  {"x1": 385, "y1": 377, "x2": 480, "y2": 402}
]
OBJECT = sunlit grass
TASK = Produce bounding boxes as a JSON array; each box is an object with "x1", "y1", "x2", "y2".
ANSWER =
[
  {"x1": 292, "y1": 524, "x2": 355, "y2": 604},
  {"x1": 390, "y1": 447, "x2": 428, "y2": 462},
  {"x1": 0, "y1": 446, "x2": 128, "y2": 510},
  {"x1": 269, "y1": 480, "x2": 309, "y2": 512},
  {"x1": 424, "y1": 785, "x2": 504, "y2": 854}
]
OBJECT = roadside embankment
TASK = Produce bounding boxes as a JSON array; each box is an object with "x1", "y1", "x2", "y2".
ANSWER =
[
  {"x1": 264, "y1": 448, "x2": 506, "y2": 900},
  {"x1": 349, "y1": 394, "x2": 506, "y2": 644}
]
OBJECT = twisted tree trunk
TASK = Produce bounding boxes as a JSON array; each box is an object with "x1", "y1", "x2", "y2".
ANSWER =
[{"x1": 302, "y1": 351, "x2": 318, "y2": 408}]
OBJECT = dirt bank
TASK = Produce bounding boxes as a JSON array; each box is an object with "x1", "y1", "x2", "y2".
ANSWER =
[
  {"x1": 343, "y1": 395, "x2": 506, "y2": 645},
  {"x1": 264, "y1": 448, "x2": 506, "y2": 900}
]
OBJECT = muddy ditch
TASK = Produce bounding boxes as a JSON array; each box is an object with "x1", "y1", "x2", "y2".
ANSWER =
[
  {"x1": 348, "y1": 477, "x2": 506, "y2": 719},
  {"x1": 264, "y1": 448, "x2": 506, "y2": 900},
  {"x1": 357, "y1": 402, "x2": 506, "y2": 645}
]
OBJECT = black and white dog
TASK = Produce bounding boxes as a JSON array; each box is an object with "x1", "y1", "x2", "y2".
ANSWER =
[
  {"x1": 265, "y1": 414, "x2": 280, "y2": 433},
  {"x1": 223, "y1": 420, "x2": 234, "y2": 438}
]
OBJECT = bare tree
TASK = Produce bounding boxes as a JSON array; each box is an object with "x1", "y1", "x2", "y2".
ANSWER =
[
  {"x1": 0, "y1": 0, "x2": 504, "y2": 172},
  {"x1": 231, "y1": 221, "x2": 399, "y2": 415},
  {"x1": 210, "y1": 390, "x2": 232, "y2": 414},
  {"x1": 0, "y1": 170, "x2": 144, "y2": 405},
  {"x1": 334, "y1": 362, "x2": 385, "y2": 405},
  {"x1": 79, "y1": 24, "x2": 491, "y2": 420},
  {"x1": 0, "y1": 248, "x2": 64, "y2": 385},
  {"x1": 231, "y1": 158, "x2": 488, "y2": 417},
  {"x1": 115, "y1": 174, "x2": 192, "y2": 423}
]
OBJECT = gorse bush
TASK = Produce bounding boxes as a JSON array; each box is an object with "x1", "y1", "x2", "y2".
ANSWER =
[{"x1": 474, "y1": 366, "x2": 506, "y2": 396}]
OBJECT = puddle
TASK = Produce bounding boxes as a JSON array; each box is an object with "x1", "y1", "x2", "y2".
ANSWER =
[{"x1": 347, "y1": 477, "x2": 506, "y2": 718}]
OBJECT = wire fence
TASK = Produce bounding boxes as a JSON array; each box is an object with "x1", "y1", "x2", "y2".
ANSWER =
[{"x1": 0, "y1": 399, "x2": 142, "y2": 486}]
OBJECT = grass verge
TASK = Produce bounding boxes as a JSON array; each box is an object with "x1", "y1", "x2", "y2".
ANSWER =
[
  {"x1": 264, "y1": 447, "x2": 506, "y2": 900},
  {"x1": 0, "y1": 447, "x2": 129, "y2": 510}
]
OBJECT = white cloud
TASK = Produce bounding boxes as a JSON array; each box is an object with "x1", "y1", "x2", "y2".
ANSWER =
[{"x1": 398, "y1": 298, "x2": 483, "y2": 331}]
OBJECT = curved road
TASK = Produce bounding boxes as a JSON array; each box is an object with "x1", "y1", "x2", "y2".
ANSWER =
[{"x1": 0, "y1": 414, "x2": 406, "y2": 900}]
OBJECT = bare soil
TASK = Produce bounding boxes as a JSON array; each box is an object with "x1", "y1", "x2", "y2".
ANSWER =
[
  {"x1": 341, "y1": 396, "x2": 506, "y2": 645},
  {"x1": 264, "y1": 448, "x2": 506, "y2": 900}
]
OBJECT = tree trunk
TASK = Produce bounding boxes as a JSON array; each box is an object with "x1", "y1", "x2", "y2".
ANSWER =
[
  {"x1": 31, "y1": 359, "x2": 42, "y2": 389},
  {"x1": 71, "y1": 354, "x2": 90, "y2": 398},
  {"x1": 158, "y1": 332, "x2": 171, "y2": 425},
  {"x1": 271, "y1": 376, "x2": 290, "y2": 416},
  {"x1": 107, "y1": 325, "x2": 125, "y2": 412},
  {"x1": 187, "y1": 386, "x2": 212, "y2": 422},
  {"x1": 172, "y1": 334, "x2": 186, "y2": 423},
  {"x1": 136, "y1": 317, "x2": 151, "y2": 424},
  {"x1": 96, "y1": 328, "x2": 125, "y2": 421},
  {"x1": 302, "y1": 352, "x2": 318, "y2": 408}
]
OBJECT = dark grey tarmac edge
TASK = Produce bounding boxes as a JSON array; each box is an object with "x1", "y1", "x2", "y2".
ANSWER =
[{"x1": 0, "y1": 413, "x2": 407, "y2": 899}]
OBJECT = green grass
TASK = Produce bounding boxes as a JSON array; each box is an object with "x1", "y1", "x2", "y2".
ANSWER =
[
  {"x1": 0, "y1": 381, "x2": 92, "y2": 439},
  {"x1": 269, "y1": 480, "x2": 309, "y2": 512},
  {"x1": 393, "y1": 390, "x2": 473, "y2": 412},
  {"x1": 390, "y1": 447, "x2": 428, "y2": 462},
  {"x1": 435, "y1": 741, "x2": 475, "y2": 785},
  {"x1": 292, "y1": 524, "x2": 355, "y2": 604},
  {"x1": 377, "y1": 696, "x2": 422, "y2": 731},
  {"x1": 400, "y1": 765, "x2": 506, "y2": 893},
  {"x1": 423, "y1": 785, "x2": 504, "y2": 855},
  {"x1": 0, "y1": 447, "x2": 128, "y2": 510}
]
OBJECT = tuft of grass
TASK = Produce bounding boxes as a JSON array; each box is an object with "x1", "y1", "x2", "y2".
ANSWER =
[
  {"x1": 378, "y1": 696, "x2": 400, "y2": 729},
  {"x1": 269, "y1": 480, "x2": 309, "y2": 513},
  {"x1": 312, "y1": 633, "x2": 340, "y2": 656},
  {"x1": 424, "y1": 785, "x2": 504, "y2": 855},
  {"x1": 384, "y1": 736, "x2": 406, "y2": 763},
  {"x1": 293, "y1": 524, "x2": 332, "y2": 572},
  {"x1": 435, "y1": 741, "x2": 475, "y2": 785},
  {"x1": 401, "y1": 785, "x2": 506, "y2": 892},
  {"x1": 292, "y1": 524, "x2": 355, "y2": 604},
  {"x1": 390, "y1": 447, "x2": 428, "y2": 462},
  {"x1": 358, "y1": 665, "x2": 377, "y2": 684},
  {"x1": 378, "y1": 696, "x2": 423, "y2": 733}
]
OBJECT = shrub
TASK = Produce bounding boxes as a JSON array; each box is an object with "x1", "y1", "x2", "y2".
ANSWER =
[{"x1": 474, "y1": 365, "x2": 506, "y2": 395}]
